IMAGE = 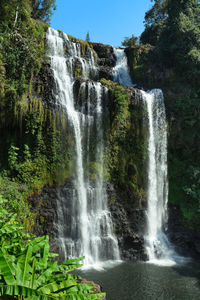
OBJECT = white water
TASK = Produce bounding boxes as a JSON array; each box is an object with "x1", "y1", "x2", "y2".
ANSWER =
[
  {"x1": 113, "y1": 48, "x2": 176, "y2": 266},
  {"x1": 46, "y1": 28, "x2": 120, "y2": 268},
  {"x1": 113, "y1": 48, "x2": 135, "y2": 87},
  {"x1": 141, "y1": 90, "x2": 177, "y2": 266}
]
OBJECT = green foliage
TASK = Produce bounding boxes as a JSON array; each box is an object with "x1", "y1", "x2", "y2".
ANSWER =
[
  {"x1": 101, "y1": 80, "x2": 146, "y2": 206},
  {"x1": 140, "y1": 0, "x2": 167, "y2": 45},
  {"x1": 0, "y1": 175, "x2": 32, "y2": 227},
  {"x1": 159, "y1": 0, "x2": 200, "y2": 77},
  {"x1": 0, "y1": 0, "x2": 46, "y2": 126},
  {"x1": 0, "y1": 220, "x2": 105, "y2": 300},
  {"x1": 125, "y1": 45, "x2": 156, "y2": 89},
  {"x1": 0, "y1": 195, "x2": 10, "y2": 222},
  {"x1": 140, "y1": 0, "x2": 200, "y2": 86},
  {"x1": 31, "y1": 0, "x2": 56, "y2": 24},
  {"x1": 183, "y1": 167, "x2": 200, "y2": 215},
  {"x1": 121, "y1": 35, "x2": 138, "y2": 47},
  {"x1": 167, "y1": 91, "x2": 200, "y2": 226},
  {"x1": 8, "y1": 145, "x2": 19, "y2": 172}
]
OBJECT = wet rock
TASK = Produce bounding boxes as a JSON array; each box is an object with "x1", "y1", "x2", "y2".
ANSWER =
[{"x1": 107, "y1": 182, "x2": 147, "y2": 261}]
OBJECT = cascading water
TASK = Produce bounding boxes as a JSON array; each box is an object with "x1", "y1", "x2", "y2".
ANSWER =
[
  {"x1": 113, "y1": 48, "x2": 176, "y2": 265},
  {"x1": 46, "y1": 28, "x2": 120, "y2": 268},
  {"x1": 141, "y1": 90, "x2": 176, "y2": 265},
  {"x1": 113, "y1": 48, "x2": 135, "y2": 87}
]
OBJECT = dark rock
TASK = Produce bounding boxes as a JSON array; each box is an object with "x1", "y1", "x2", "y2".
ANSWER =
[
  {"x1": 91, "y1": 43, "x2": 116, "y2": 80},
  {"x1": 167, "y1": 204, "x2": 200, "y2": 260},
  {"x1": 91, "y1": 43, "x2": 115, "y2": 67},
  {"x1": 127, "y1": 164, "x2": 136, "y2": 176},
  {"x1": 107, "y1": 182, "x2": 147, "y2": 261}
]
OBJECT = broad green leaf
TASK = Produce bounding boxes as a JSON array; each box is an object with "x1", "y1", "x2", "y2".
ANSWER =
[
  {"x1": 36, "y1": 261, "x2": 59, "y2": 289},
  {"x1": 38, "y1": 279, "x2": 77, "y2": 294},
  {"x1": 62, "y1": 257, "x2": 85, "y2": 265},
  {"x1": 30, "y1": 258, "x2": 37, "y2": 289},
  {"x1": 58, "y1": 263, "x2": 83, "y2": 273},
  {"x1": 40, "y1": 236, "x2": 50, "y2": 268},
  {"x1": 16, "y1": 245, "x2": 33, "y2": 286},
  {"x1": 0, "y1": 249, "x2": 16, "y2": 285},
  {"x1": 0, "y1": 284, "x2": 40, "y2": 297}
]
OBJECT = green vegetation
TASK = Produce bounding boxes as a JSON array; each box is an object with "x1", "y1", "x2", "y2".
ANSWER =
[
  {"x1": 140, "y1": 0, "x2": 167, "y2": 45},
  {"x1": 0, "y1": 0, "x2": 74, "y2": 233},
  {"x1": 0, "y1": 0, "x2": 49, "y2": 229},
  {"x1": 0, "y1": 216, "x2": 105, "y2": 299},
  {"x1": 0, "y1": 0, "x2": 73, "y2": 229},
  {"x1": 140, "y1": 0, "x2": 200, "y2": 86},
  {"x1": 31, "y1": 0, "x2": 56, "y2": 24},
  {"x1": 121, "y1": 34, "x2": 138, "y2": 47},
  {"x1": 101, "y1": 79, "x2": 146, "y2": 207},
  {"x1": 0, "y1": 0, "x2": 47, "y2": 126}
]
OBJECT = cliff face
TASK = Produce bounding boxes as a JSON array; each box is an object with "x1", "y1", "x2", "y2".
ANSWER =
[
  {"x1": 1, "y1": 27, "x2": 199, "y2": 261},
  {"x1": 23, "y1": 33, "x2": 148, "y2": 261}
]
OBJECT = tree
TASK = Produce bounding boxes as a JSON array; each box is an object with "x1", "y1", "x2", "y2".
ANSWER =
[
  {"x1": 31, "y1": 0, "x2": 56, "y2": 24},
  {"x1": 158, "y1": 0, "x2": 200, "y2": 73},
  {"x1": 140, "y1": 0, "x2": 168, "y2": 45},
  {"x1": 121, "y1": 34, "x2": 138, "y2": 47},
  {"x1": 85, "y1": 31, "x2": 90, "y2": 42}
]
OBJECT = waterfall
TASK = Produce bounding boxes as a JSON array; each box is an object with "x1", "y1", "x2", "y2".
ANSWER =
[
  {"x1": 113, "y1": 48, "x2": 176, "y2": 265},
  {"x1": 113, "y1": 48, "x2": 135, "y2": 87},
  {"x1": 141, "y1": 90, "x2": 176, "y2": 266},
  {"x1": 46, "y1": 28, "x2": 120, "y2": 268}
]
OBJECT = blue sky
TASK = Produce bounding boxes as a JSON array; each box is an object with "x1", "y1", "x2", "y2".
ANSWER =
[{"x1": 51, "y1": 0, "x2": 152, "y2": 47}]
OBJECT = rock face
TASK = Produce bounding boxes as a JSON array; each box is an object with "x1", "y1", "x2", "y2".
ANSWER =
[
  {"x1": 28, "y1": 37, "x2": 148, "y2": 262},
  {"x1": 29, "y1": 178, "x2": 147, "y2": 261},
  {"x1": 29, "y1": 36, "x2": 200, "y2": 263},
  {"x1": 107, "y1": 183, "x2": 147, "y2": 261},
  {"x1": 167, "y1": 204, "x2": 200, "y2": 260},
  {"x1": 91, "y1": 43, "x2": 115, "y2": 80}
]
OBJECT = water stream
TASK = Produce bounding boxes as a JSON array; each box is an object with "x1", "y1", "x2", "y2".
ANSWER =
[
  {"x1": 113, "y1": 48, "x2": 177, "y2": 265},
  {"x1": 46, "y1": 28, "x2": 120, "y2": 268}
]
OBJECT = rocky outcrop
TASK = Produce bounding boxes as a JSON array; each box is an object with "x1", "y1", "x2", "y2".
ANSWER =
[
  {"x1": 106, "y1": 182, "x2": 147, "y2": 261},
  {"x1": 91, "y1": 43, "x2": 115, "y2": 80}
]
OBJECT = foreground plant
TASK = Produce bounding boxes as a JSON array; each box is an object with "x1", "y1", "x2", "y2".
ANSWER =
[{"x1": 0, "y1": 218, "x2": 105, "y2": 299}]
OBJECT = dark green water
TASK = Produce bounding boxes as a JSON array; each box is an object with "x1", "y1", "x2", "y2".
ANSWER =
[{"x1": 80, "y1": 261, "x2": 200, "y2": 300}]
